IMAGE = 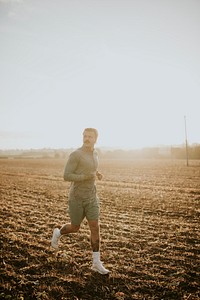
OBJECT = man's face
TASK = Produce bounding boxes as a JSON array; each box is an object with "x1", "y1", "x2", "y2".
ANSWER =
[{"x1": 83, "y1": 130, "x2": 97, "y2": 149}]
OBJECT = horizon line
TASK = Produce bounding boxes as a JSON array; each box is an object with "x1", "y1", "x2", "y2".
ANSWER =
[{"x1": 1, "y1": 142, "x2": 200, "y2": 152}]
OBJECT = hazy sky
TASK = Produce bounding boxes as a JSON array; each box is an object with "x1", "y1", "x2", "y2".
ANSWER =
[{"x1": 0, "y1": 0, "x2": 200, "y2": 149}]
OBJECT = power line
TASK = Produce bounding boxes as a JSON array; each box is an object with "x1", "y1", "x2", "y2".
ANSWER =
[{"x1": 184, "y1": 116, "x2": 189, "y2": 167}]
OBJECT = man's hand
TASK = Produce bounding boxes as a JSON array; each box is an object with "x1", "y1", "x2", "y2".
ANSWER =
[
  {"x1": 84, "y1": 173, "x2": 96, "y2": 180},
  {"x1": 96, "y1": 171, "x2": 103, "y2": 181}
]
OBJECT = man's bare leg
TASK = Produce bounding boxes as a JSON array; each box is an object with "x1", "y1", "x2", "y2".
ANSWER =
[
  {"x1": 60, "y1": 224, "x2": 80, "y2": 234},
  {"x1": 88, "y1": 220, "x2": 100, "y2": 251},
  {"x1": 51, "y1": 223, "x2": 80, "y2": 249},
  {"x1": 88, "y1": 220, "x2": 109, "y2": 274}
]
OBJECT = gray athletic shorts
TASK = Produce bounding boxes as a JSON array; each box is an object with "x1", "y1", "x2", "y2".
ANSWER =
[{"x1": 68, "y1": 194, "x2": 100, "y2": 226}]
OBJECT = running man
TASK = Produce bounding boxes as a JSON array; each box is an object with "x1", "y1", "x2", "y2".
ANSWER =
[{"x1": 51, "y1": 128, "x2": 109, "y2": 275}]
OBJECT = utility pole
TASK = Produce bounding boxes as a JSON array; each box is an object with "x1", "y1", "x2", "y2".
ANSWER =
[{"x1": 184, "y1": 115, "x2": 189, "y2": 166}]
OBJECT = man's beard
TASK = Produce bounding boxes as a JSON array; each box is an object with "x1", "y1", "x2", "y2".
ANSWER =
[{"x1": 84, "y1": 140, "x2": 90, "y2": 144}]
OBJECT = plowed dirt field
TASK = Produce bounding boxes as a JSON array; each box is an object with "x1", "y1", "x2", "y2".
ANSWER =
[{"x1": 0, "y1": 158, "x2": 199, "y2": 300}]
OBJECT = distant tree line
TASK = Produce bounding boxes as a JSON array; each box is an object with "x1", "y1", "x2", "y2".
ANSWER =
[
  {"x1": 171, "y1": 145, "x2": 200, "y2": 160},
  {"x1": 98, "y1": 144, "x2": 200, "y2": 160},
  {"x1": 0, "y1": 145, "x2": 200, "y2": 160}
]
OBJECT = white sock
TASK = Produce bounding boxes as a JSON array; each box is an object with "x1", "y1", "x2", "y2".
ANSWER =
[{"x1": 92, "y1": 251, "x2": 100, "y2": 263}]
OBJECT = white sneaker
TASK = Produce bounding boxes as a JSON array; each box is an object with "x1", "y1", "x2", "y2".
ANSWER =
[
  {"x1": 91, "y1": 261, "x2": 110, "y2": 275},
  {"x1": 51, "y1": 228, "x2": 60, "y2": 249}
]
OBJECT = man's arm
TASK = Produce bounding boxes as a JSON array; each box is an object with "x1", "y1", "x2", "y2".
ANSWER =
[{"x1": 64, "y1": 152, "x2": 95, "y2": 182}]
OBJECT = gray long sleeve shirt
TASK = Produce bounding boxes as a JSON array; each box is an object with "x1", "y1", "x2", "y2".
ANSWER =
[{"x1": 63, "y1": 147, "x2": 99, "y2": 200}]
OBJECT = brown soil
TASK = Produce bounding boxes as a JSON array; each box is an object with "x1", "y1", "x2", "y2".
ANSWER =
[{"x1": 0, "y1": 158, "x2": 200, "y2": 299}]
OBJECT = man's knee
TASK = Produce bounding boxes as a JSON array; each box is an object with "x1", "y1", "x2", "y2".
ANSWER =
[{"x1": 88, "y1": 220, "x2": 99, "y2": 234}]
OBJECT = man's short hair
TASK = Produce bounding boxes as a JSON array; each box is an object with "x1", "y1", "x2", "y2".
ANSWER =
[{"x1": 83, "y1": 128, "x2": 98, "y2": 140}]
